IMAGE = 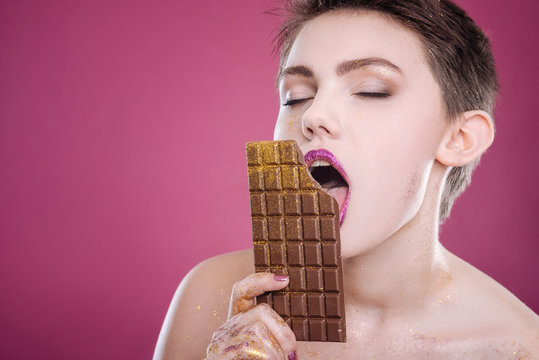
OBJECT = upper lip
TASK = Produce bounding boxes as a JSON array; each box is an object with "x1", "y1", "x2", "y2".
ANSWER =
[{"x1": 303, "y1": 148, "x2": 350, "y2": 185}]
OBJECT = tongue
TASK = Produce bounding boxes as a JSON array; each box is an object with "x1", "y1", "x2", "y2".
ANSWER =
[{"x1": 323, "y1": 186, "x2": 348, "y2": 212}]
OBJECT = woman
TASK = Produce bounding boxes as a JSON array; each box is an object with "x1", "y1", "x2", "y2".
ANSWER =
[{"x1": 154, "y1": 1, "x2": 538, "y2": 359}]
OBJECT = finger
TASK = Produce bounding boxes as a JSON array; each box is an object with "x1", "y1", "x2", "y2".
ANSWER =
[
  {"x1": 245, "y1": 304, "x2": 297, "y2": 359},
  {"x1": 209, "y1": 325, "x2": 283, "y2": 360},
  {"x1": 229, "y1": 272, "x2": 289, "y2": 318},
  {"x1": 207, "y1": 314, "x2": 285, "y2": 360},
  {"x1": 243, "y1": 320, "x2": 285, "y2": 359}
]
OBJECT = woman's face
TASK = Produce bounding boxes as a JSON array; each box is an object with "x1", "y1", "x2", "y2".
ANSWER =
[{"x1": 274, "y1": 10, "x2": 449, "y2": 257}]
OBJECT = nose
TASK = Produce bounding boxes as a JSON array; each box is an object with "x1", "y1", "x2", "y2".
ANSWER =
[{"x1": 301, "y1": 94, "x2": 342, "y2": 140}]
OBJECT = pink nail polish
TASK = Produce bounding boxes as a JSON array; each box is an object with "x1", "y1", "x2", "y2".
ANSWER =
[
  {"x1": 288, "y1": 351, "x2": 297, "y2": 360},
  {"x1": 274, "y1": 274, "x2": 289, "y2": 282}
]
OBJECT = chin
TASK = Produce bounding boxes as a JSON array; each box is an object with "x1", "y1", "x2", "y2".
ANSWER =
[
  {"x1": 338, "y1": 211, "x2": 413, "y2": 260},
  {"x1": 339, "y1": 222, "x2": 384, "y2": 259}
]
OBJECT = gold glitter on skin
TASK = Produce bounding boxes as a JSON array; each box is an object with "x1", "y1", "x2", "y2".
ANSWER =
[
  {"x1": 245, "y1": 347, "x2": 270, "y2": 359},
  {"x1": 378, "y1": 67, "x2": 392, "y2": 82},
  {"x1": 197, "y1": 305, "x2": 200, "y2": 310},
  {"x1": 436, "y1": 292, "x2": 460, "y2": 307},
  {"x1": 205, "y1": 312, "x2": 285, "y2": 360},
  {"x1": 288, "y1": 115, "x2": 297, "y2": 128},
  {"x1": 305, "y1": 347, "x2": 321, "y2": 358}
]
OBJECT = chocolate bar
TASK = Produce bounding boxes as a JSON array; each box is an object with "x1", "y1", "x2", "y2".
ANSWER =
[{"x1": 246, "y1": 140, "x2": 346, "y2": 342}]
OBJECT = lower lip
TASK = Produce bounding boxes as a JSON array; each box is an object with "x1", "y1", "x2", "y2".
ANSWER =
[{"x1": 339, "y1": 188, "x2": 350, "y2": 226}]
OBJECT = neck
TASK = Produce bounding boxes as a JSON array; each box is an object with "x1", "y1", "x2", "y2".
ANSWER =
[{"x1": 343, "y1": 163, "x2": 451, "y2": 314}]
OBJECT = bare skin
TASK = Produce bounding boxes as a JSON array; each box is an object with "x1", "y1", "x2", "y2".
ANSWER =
[
  {"x1": 154, "y1": 10, "x2": 539, "y2": 360},
  {"x1": 155, "y1": 250, "x2": 538, "y2": 359}
]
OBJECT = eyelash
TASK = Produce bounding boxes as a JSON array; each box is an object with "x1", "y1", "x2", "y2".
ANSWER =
[
  {"x1": 356, "y1": 92, "x2": 390, "y2": 98},
  {"x1": 282, "y1": 98, "x2": 310, "y2": 107},
  {"x1": 282, "y1": 92, "x2": 390, "y2": 107}
]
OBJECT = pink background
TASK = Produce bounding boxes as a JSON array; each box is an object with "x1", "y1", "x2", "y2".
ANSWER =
[{"x1": 1, "y1": 0, "x2": 537, "y2": 359}]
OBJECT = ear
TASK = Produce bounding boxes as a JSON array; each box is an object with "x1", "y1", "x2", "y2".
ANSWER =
[{"x1": 436, "y1": 110, "x2": 495, "y2": 167}]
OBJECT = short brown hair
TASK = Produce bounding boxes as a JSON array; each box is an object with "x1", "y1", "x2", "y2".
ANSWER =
[{"x1": 273, "y1": 0, "x2": 498, "y2": 223}]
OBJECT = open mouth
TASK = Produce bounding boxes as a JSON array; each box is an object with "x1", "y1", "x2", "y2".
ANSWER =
[{"x1": 304, "y1": 149, "x2": 350, "y2": 226}]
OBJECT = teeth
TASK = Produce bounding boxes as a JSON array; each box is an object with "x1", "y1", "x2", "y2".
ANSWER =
[
  {"x1": 308, "y1": 159, "x2": 331, "y2": 172},
  {"x1": 311, "y1": 160, "x2": 331, "y2": 167}
]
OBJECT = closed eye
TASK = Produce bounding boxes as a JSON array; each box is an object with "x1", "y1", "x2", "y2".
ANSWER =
[
  {"x1": 355, "y1": 92, "x2": 390, "y2": 98},
  {"x1": 282, "y1": 98, "x2": 312, "y2": 107},
  {"x1": 283, "y1": 92, "x2": 388, "y2": 106}
]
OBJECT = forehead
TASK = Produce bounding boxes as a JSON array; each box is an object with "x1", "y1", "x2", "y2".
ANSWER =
[{"x1": 285, "y1": 10, "x2": 428, "y2": 75}]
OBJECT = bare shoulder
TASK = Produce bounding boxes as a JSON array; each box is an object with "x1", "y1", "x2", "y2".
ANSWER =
[
  {"x1": 153, "y1": 249, "x2": 254, "y2": 360},
  {"x1": 443, "y1": 253, "x2": 539, "y2": 357}
]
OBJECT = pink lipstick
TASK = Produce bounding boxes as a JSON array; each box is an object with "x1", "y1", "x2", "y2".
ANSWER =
[{"x1": 304, "y1": 149, "x2": 350, "y2": 226}]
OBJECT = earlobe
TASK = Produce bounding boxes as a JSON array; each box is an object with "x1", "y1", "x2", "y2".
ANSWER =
[{"x1": 436, "y1": 110, "x2": 495, "y2": 167}]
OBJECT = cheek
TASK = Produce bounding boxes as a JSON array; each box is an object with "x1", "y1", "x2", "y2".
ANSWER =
[
  {"x1": 400, "y1": 162, "x2": 432, "y2": 208},
  {"x1": 377, "y1": 120, "x2": 435, "y2": 204},
  {"x1": 380, "y1": 94, "x2": 444, "y2": 164},
  {"x1": 274, "y1": 112, "x2": 302, "y2": 140},
  {"x1": 354, "y1": 117, "x2": 436, "y2": 223},
  {"x1": 384, "y1": 113, "x2": 437, "y2": 212}
]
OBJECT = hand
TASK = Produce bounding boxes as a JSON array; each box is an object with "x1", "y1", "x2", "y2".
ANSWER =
[{"x1": 205, "y1": 272, "x2": 297, "y2": 360}]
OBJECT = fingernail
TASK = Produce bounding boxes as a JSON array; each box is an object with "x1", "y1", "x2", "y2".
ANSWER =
[
  {"x1": 288, "y1": 351, "x2": 297, "y2": 360},
  {"x1": 274, "y1": 274, "x2": 289, "y2": 282}
]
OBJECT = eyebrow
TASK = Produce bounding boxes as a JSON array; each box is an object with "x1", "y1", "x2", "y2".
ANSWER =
[
  {"x1": 281, "y1": 65, "x2": 313, "y2": 79},
  {"x1": 279, "y1": 57, "x2": 403, "y2": 83}
]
